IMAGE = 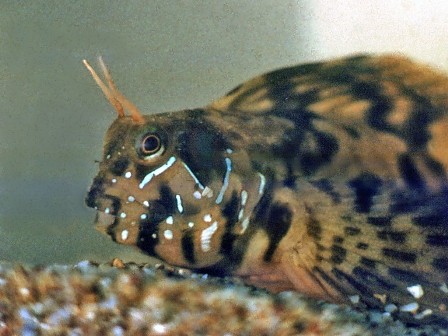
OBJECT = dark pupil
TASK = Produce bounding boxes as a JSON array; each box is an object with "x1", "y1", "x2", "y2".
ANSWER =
[{"x1": 142, "y1": 135, "x2": 160, "y2": 154}]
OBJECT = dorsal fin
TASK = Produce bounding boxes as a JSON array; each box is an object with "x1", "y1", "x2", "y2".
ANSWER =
[{"x1": 83, "y1": 57, "x2": 145, "y2": 123}]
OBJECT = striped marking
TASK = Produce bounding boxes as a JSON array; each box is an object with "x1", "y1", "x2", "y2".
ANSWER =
[{"x1": 139, "y1": 156, "x2": 177, "y2": 189}]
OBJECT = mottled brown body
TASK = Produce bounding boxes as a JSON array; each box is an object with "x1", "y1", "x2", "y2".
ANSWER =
[{"x1": 84, "y1": 55, "x2": 448, "y2": 325}]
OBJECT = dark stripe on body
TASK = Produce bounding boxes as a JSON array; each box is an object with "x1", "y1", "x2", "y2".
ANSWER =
[
  {"x1": 348, "y1": 173, "x2": 382, "y2": 213},
  {"x1": 382, "y1": 248, "x2": 417, "y2": 263},
  {"x1": 398, "y1": 154, "x2": 425, "y2": 189},
  {"x1": 262, "y1": 203, "x2": 292, "y2": 261},
  {"x1": 352, "y1": 266, "x2": 396, "y2": 291},
  {"x1": 181, "y1": 231, "x2": 195, "y2": 264},
  {"x1": 157, "y1": 184, "x2": 177, "y2": 215},
  {"x1": 432, "y1": 257, "x2": 448, "y2": 271},
  {"x1": 388, "y1": 267, "x2": 424, "y2": 285},
  {"x1": 136, "y1": 217, "x2": 160, "y2": 257},
  {"x1": 377, "y1": 230, "x2": 407, "y2": 244},
  {"x1": 426, "y1": 234, "x2": 448, "y2": 246},
  {"x1": 219, "y1": 191, "x2": 241, "y2": 258}
]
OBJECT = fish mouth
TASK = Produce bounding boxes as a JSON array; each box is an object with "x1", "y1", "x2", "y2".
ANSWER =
[{"x1": 94, "y1": 210, "x2": 117, "y2": 235}]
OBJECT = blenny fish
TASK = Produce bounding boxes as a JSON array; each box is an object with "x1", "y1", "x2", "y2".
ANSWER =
[{"x1": 84, "y1": 55, "x2": 448, "y2": 325}]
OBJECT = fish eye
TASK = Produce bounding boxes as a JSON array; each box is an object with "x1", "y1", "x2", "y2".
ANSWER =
[{"x1": 139, "y1": 133, "x2": 165, "y2": 160}]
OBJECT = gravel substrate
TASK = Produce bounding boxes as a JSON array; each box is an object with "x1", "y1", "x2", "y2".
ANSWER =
[{"x1": 0, "y1": 260, "x2": 446, "y2": 335}]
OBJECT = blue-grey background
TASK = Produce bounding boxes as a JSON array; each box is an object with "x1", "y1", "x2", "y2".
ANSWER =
[{"x1": 1, "y1": 1, "x2": 447, "y2": 264}]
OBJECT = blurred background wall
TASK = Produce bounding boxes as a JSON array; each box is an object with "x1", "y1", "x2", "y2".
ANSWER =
[{"x1": 1, "y1": 0, "x2": 447, "y2": 264}]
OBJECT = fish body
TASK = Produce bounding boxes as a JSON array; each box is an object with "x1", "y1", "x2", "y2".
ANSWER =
[{"x1": 84, "y1": 55, "x2": 448, "y2": 325}]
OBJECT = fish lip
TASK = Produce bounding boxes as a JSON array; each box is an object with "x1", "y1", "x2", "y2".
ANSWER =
[{"x1": 94, "y1": 210, "x2": 117, "y2": 234}]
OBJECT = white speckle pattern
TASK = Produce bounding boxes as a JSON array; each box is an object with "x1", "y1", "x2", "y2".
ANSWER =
[
  {"x1": 201, "y1": 221, "x2": 218, "y2": 252},
  {"x1": 238, "y1": 209, "x2": 244, "y2": 221},
  {"x1": 182, "y1": 162, "x2": 205, "y2": 189},
  {"x1": 105, "y1": 208, "x2": 110, "y2": 214},
  {"x1": 241, "y1": 190, "x2": 248, "y2": 206},
  {"x1": 440, "y1": 283, "x2": 448, "y2": 293},
  {"x1": 226, "y1": 148, "x2": 233, "y2": 154},
  {"x1": 258, "y1": 173, "x2": 266, "y2": 195},
  {"x1": 151, "y1": 233, "x2": 157, "y2": 239},
  {"x1": 164, "y1": 230, "x2": 173, "y2": 240},
  {"x1": 175, "y1": 195, "x2": 184, "y2": 213},
  {"x1": 188, "y1": 222, "x2": 195, "y2": 228},
  {"x1": 106, "y1": 154, "x2": 111, "y2": 159},
  {"x1": 124, "y1": 171, "x2": 132, "y2": 178},
  {"x1": 127, "y1": 196, "x2": 135, "y2": 202},
  {"x1": 120, "y1": 212, "x2": 127, "y2": 219},
  {"x1": 241, "y1": 217, "x2": 250, "y2": 233},
  {"x1": 202, "y1": 186, "x2": 213, "y2": 198},
  {"x1": 166, "y1": 216, "x2": 174, "y2": 225},
  {"x1": 407, "y1": 284, "x2": 424, "y2": 299},
  {"x1": 193, "y1": 191, "x2": 202, "y2": 199},
  {"x1": 121, "y1": 230, "x2": 129, "y2": 241},
  {"x1": 215, "y1": 157, "x2": 232, "y2": 204},
  {"x1": 140, "y1": 214, "x2": 147, "y2": 220},
  {"x1": 203, "y1": 214, "x2": 212, "y2": 222},
  {"x1": 112, "y1": 178, "x2": 117, "y2": 184},
  {"x1": 143, "y1": 201, "x2": 149, "y2": 207},
  {"x1": 139, "y1": 156, "x2": 177, "y2": 189},
  {"x1": 400, "y1": 302, "x2": 419, "y2": 313}
]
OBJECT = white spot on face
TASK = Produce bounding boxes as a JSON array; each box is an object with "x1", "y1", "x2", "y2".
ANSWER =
[
  {"x1": 238, "y1": 209, "x2": 244, "y2": 221},
  {"x1": 164, "y1": 230, "x2": 173, "y2": 240},
  {"x1": 105, "y1": 208, "x2": 110, "y2": 214},
  {"x1": 215, "y1": 157, "x2": 232, "y2": 204},
  {"x1": 241, "y1": 190, "x2": 248, "y2": 206},
  {"x1": 193, "y1": 191, "x2": 202, "y2": 199},
  {"x1": 166, "y1": 216, "x2": 174, "y2": 225},
  {"x1": 400, "y1": 302, "x2": 419, "y2": 313},
  {"x1": 140, "y1": 214, "x2": 147, "y2": 220},
  {"x1": 112, "y1": 178, "x2": 117, "y2": 184},
  {"x1": 258, "y1": 173, "x2": 266, "y2": 195},
  {"x1": 201, "y1": 221, "x2": 218, "y2": 252},
  {"x1": 202, "y1": 186, "x2": 213, "y2": 198},
  {"x1": 203, "y1": 214, "x2": 212, "y2": 222},
  {"x1": 143, "y1": 201, "x2": 149, "y2": 207},
  {"x1": 139, "y1": 156, "x2": 177, "y2": 189},
  {"x1": 188, "y1": 222, "x2": 194, "y2": 228},
  {"x1": 181, "y1": 162, "x2": 204, "y2": 189},
  {"x1": 124, "y1": 171, "x2": 132, "y2": 178},
  {"x1": 127, "y1": 196, "x2": 135, "y2": 202},
  {"x1": 151, "y1": 233, "x2": 157, "y2": 239},
  {"x1": 120, "y1": 212, "x2": 127, "y2": 219},
  {"x1": 175, "y1": 195, "x2": 184, "y2": 213},
  {"x1": 121, "y1": 230, "x2": 129, "y2": 241},
  {"x1": 241, "y1": 217, "x2": 250, "y2": 233},
  {"x1": 407, "y1": 284, "x2": 424, "y2": 299}
]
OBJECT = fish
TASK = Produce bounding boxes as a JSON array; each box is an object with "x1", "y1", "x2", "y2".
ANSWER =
[{"x1": 83, "y1": 55, "x2": 448, "y2": 326}]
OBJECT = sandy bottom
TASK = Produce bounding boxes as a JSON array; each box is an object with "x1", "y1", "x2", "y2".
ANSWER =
[{"x1": 0, "y1": 261, "x2": 445, "y2": 335}]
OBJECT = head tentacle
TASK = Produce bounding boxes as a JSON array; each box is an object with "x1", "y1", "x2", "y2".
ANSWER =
[{"x1": 83, "y1": 57, "x2": 145, "y2": 123}]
